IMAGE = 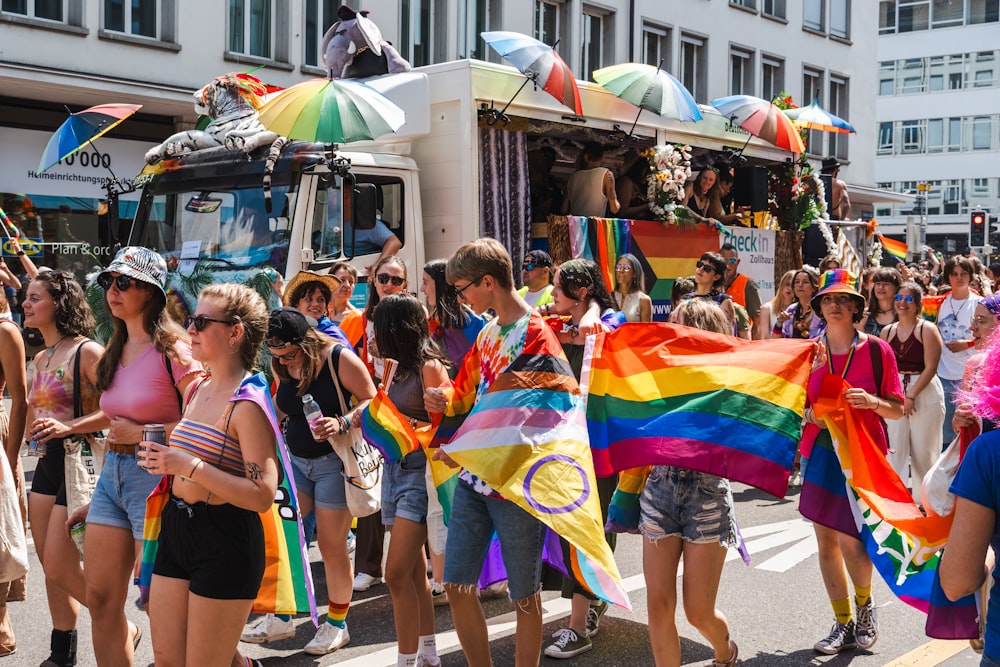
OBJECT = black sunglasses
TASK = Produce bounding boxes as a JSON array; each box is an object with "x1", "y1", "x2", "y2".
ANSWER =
[
  {"x1": 376, "y1": 273, "x2": 405, "y2": 287},
  {"x1": 695, "y1": 261, "x2": 716, "y2": 272},
  {"x1": 97, "y1": 274, "x2": 136, "y2": 291},
  {"x1": 185, "y1": 315, "x2": 235, "y2": 332}
]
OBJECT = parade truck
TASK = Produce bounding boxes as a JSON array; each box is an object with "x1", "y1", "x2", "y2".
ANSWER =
[{"x1": 120, "y1": 59, "x2": 792, "y2": 318}]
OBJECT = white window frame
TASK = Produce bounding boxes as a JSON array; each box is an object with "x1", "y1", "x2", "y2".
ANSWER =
[
  {"x1": 731, "y1": 0, "x2": 756, "y2": 11},
  {"x1": 303, "y1": 0, "x2": 335, "y2": 68},
  {"x1": 680, "y1": 31, "x2": 708, "y2": 103},
  {"x1": 827, "y1": 74, "x2": 849, "y2": 158},
  {"x1": 581, "y1": 6, "x2": 613, "y2": 81},
  {"x1": 879, "y1": 0, "x2": 896, "y2": 34},
  {"x1": 729, "y1": 46, "x2": 754, "y2": 96},
  {"x1": 901, "y1": 119, "x2": 926, "y2": 154},
  {"x1": 534, "y1": 0, "x2": 561, "y2": 47},
  {"x1": 103, "y1": 0, "x2": 159, "y2": 37},
  {"x1": 641, "y1": 21, "x2": 670, "y2": 70},
  {"x1": 228, "y1": 0, "x2": 276, "y2": 60},
  {"x1": 931, "y1": 0, "x2": 963, "y2": 27},
  {"x1": 878, "y1": 122, "x2": 894, "y2": 155},
  {"x1": 897, "y1": 0, "x2": 930, "y2": 32},
  {"x1": 401, "y1": 0, "x2": 439, "y2": 67},
  {"x1": 2, "y1": 0, "x2": 65, "y2": 21}
]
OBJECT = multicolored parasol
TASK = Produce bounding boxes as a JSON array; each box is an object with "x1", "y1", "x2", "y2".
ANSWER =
[
  {"x1": 710, "y1": 94, "x2": 806, "y2": 153},
  {"x1": 257, "y1": 78, "x2": 405, "y2": 144},
  {"x1": 480, "y1": 31, "x2": 582, "y2": 120},
  {"x1": 593, "y1": 61, "x2": 702, "y2": 138},
  {"x1": 38, "y1": 103, "x2": 143, "y2": 173},
  {"x1": 782, "y1": 96, "x2": 856, "y2": 134}
]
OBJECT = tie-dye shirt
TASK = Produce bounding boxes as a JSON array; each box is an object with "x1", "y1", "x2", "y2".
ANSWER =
[
  {"x1": 29, "y1": 341, "x2": 100, "y2": 423},
  {"x1": 458, "y1": 310, "x2": 532, "y2": 495}
]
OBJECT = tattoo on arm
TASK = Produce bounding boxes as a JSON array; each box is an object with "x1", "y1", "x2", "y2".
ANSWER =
[{"x1": 246, "y1": 461, "x2": 263, "y2": 481}]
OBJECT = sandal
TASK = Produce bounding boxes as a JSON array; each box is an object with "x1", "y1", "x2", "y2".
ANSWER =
[
  {"x1": 0, "y1": 641, "x2": 14, "y2": 657},
  {"x1": 129, "y1": 622, "x2": 142, "y2": 651},
  {"x1": 711, "y1": 640, "x2": 739, "y2": 667}
]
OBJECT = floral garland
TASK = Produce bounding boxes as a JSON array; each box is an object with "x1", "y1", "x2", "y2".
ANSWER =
[
  {"x1": 642, "y1": 144, "x2": 694, "y2": 225},
  {"x1": 768, "y1": 157, "x2": 827, "y2": 231}
]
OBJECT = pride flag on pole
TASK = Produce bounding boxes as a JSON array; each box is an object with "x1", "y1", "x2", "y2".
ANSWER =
[
  {"x1": 361, "y1": 389, "x2": 421, "y2": 462},
  {"x1": 140, "y1": 374, "x2": 317, "y2": 623},
  {"x1": 879, "y1": 234, "x2": 908, "y2": 263},
  {"x1": 583, "y1": 324, "x2": 814, "y2": 497}
]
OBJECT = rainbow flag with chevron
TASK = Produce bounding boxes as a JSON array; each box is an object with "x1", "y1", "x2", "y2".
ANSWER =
[
  {"x1": 140, "y1": 373, "x2": 317, "y2": 622},
  {"x1": 583, "y1": 324, "x2": 814, "y2": 497}
]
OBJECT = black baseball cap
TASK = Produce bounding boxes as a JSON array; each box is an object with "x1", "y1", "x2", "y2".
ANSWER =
[
  {"x1": 523, "y1": 250, "x2": 553, "y2": 268},
  {"x1": 267, "y1": 307, "x2": 316, "y2": 347}
]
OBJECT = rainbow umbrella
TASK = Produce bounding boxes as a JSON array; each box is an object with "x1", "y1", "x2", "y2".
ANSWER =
[
  {"x1": 783, "y1": 96, "x2": 856, "y2": 134},
  {"x1": 710, "y1": 94, "x2": 806, "y2": 153},
  {"x1": 38, "y1": 103, "x2": 142, "y2": 172},
  {"x1": 481, "y1": 31, "x2": 583, "y2": 118},
  {"x1": 593, "y1": 61, "x2": 702, "y2": 137},
  {"x1": 257, "y1": 78, "x2": 405, "y2": 144}
]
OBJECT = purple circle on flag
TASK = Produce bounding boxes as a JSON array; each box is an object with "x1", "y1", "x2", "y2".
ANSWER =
[{"x1": 523, "y1": 454, "x2": 590, "y2": 514}]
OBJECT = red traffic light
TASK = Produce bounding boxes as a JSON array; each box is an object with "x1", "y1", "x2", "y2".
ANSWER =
[{"x1": 973, "y1": 211, "x2": 986, "y2": 225}]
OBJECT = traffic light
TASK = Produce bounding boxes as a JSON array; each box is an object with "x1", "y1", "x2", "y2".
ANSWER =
[{"x1": 970, "y1": 210, "x2": 987, "y2": 246}]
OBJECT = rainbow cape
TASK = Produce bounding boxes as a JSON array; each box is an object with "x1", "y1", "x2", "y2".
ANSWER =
[
  {"x1": 434, "y1": 315, "x2": 630, "y2": 610},
  {"x1": 879, "y1": 234, "x2": 908, "y2": 262},
  {"x1": 140, "y1": 373, "x2": 317, "y2": 622},
  {"x1": 805, "y1": 375, "x2": 978, "y2": 638},
  {"x1": 583, "y1": 324, "x2": 814, "y2": 498}
]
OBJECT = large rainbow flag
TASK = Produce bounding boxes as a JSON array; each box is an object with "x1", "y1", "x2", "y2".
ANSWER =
[
  {"x1": 140, "y1": 373, "x2": 317, "y2": 622},
  {"x1": 434, "y1": 315, "x2": 630, "y2": 610},
  {"x1": 583, "y1": 324, "x2": 814, "y2": 497},
  {"x1": 806, "y1": 374, "x2": 978, "y2": 638}
]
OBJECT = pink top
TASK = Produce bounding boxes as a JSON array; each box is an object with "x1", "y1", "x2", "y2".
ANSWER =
[{"x1": 99, "y1": 341, "x2": 201, "y2": 426}]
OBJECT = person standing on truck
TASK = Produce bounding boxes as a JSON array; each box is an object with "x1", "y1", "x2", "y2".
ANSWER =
[
  {"x1": 561, "y1": 142, "x2": 620, "y2": 218},
  {"x1": 720, "y1": 243, "x2": 762, "y2": 337},
  {"x1": 517, "y1": 250, "x2": 555, "y2": 309}
]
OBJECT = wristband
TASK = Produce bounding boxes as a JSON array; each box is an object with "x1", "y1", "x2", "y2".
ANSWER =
[
  {"x1": 968, "y1": 340, "x2": 977, "y2": 348},
  {"x1": 187, "y1": 459, "x2": 203, "y2": 480},
  {"x1": 16, "y1": 251, "x2": 25, "y2": 256}
]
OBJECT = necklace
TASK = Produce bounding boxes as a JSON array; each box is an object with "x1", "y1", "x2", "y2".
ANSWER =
[
  {"x1": 825, "y1": 332, "x2": 860, "y2": 379},
  {"x1": 43, "y1": 336, "x2": 69, "y2": 368},
  {"x1": 946, "y1": 295, "x2": 971, "y2": 320}
]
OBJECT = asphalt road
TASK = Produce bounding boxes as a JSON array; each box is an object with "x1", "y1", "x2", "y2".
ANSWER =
[{"x1": 9, "y1": 454, "x2": 987, "y2": 666}]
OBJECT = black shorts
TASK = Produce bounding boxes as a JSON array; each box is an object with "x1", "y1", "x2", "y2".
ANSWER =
[
  {"x1": 30, "y1": 439, "x2": 67, "y2": 506},
  {"x1": 153, "y1": 497, "x2": 265, "y2": 600}
]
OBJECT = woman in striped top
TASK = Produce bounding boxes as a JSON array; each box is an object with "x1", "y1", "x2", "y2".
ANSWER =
[{"x1": 137, "y1": 284, "x2": 279, "y2": 667}]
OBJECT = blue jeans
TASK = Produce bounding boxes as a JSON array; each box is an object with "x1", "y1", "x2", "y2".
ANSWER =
[
  {"x1": 88, "y1": 450, "x2": 162, "y2": 539},
  {"x1": 443, "y1": 478, "x2": 546, "y2": 601},
  {"x1": 982, "y1": 652, "x2": 1000, "y2": 666},
  {"x1": 941, "y1": 376, "x2": 962, "y2": 450}
]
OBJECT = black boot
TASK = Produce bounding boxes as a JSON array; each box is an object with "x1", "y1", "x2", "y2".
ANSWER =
[{"x1": 40, "y1": 628, "x2": 76, "y2": 667}]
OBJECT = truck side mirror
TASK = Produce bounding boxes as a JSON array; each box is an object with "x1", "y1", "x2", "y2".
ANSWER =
[{"x1": 353, "y1": 184, "x2": 378, "y2": 231}]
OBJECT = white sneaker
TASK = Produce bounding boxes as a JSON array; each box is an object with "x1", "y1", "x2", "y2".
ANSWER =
[
  {"x1": 429, "y1": 578, "x2": 449, "y2": 606},
  {"x1": 303, "y1": 622, "x2": 350, "y2": 655},
  {"x1": 346, "y1": 531, "x2": 356, "y2": 553},
  {"x1": 479, "y1": 581, "x2": 508, "y2": 599},
  {"x1": 240, "y1": 614, "x2": 295, "y2": 644},
  {"x1": 416, "y1": 655, "x2": 442, "y2": 667},
  {"x1": 353, "y1": 572, "x2": 382, "y2": 591}
]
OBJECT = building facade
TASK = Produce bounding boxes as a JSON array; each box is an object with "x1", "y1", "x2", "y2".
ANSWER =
[
  {"x1": 1, "y1": 0, "x2": 877, "y2": 275},
  {"x1": 875, "y1": 0, "x2": 1000, "y2": 254}
]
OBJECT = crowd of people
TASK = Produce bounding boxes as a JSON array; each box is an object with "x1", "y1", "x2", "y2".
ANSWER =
[{"x1": 4, "y1": 230, "x2": 1000, "y2": 667}]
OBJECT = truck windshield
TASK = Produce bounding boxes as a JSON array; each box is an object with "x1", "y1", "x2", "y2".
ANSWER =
[{"x1": 141, "y1": 183, "x2": 296, "y2": 272}]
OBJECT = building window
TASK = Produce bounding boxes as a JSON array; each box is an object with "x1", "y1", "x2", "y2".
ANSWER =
[
  {"x1": 459, "y1": 0, "x2": 494, "y2": 61},
  {"x1": 931, "y1": 0, "x2": 963, "y2": 27},
  {"x1": 103, "y1": 0, "x2": 159, "y2": 37},
  {"x1": 804, "y1": 0, "x2": 826, "y2": 31},
  {"x1": 901, "y1": 119, "x2": 925, "y2": 153},
  {"x1": 642, "y1": 22, "x2": 670, "y2": 69},
  {"x1": 968, "y1": 116, "x2": 994, "y2": 150},
  {"x1": 731, "y1": 0, "x2": 756, "y2": 10},
  {"x1": 762, "y1": 0, "x2": 786, "y2": 18},
  {"x1": 534, "y1": 0, "x2": 560, "y2": 46},
  {"x1": 229, "y1": 0, "x2": 274, "y2": 59},
  {"x1": 680, "y1": 32, "x2": 707, "y2": 102},
  {"x1": 802, "y1": 67, "x2": 823, "y2": 153},
  {"x1": 830, "y1": 0, "x2": 849, "y2": 37},
  {"x1": 827, "y1": 75, "x2": 849, "y2": 158},
  {"x1": 878, "y1": 122, "x2": 894, "y2": 155},
  {"x1": 761, "y1": 55, "x2": 784, "y2": 101},
  {"x1": 968, "y1": 0, "x2": 999, "y2": 24},
  {"x1": 581, "y1": 7, "x2": 613, "y2": 81},
  {"x1": 898, "y1": 0, "x2": 929, "y2": 31},
  {"x1": 729, "y1": 46, "x2": 754, "y2": 95},
  {"x1": 879, "y1": 61, "x2": 895, "y2": 95},
  {"x1": 928, "y1": 117, "x2": 963, "y2": 152},
  {"x1": 943, "y1": 180, "x2": 961, "y2": 214},
  {"x1": 401, "y1": 0, "x2": 435, "y2": 66},
  {"x1": 2, "y1": 0, "x2": 64, "y2": 20},
  {"x1": 879, "y1": 0, "x2": 896, "y2": 34},
  {"x1": 304, "y1": 0, "x2": 335, "y2": 68}
]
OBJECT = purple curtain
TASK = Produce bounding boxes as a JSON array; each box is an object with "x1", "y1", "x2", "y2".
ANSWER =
[{"x1": 478, "y1": 127, "x2": 531, "y2": 277}]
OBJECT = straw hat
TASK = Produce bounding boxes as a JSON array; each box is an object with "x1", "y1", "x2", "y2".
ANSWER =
[{"x1": 282, "y1": 270, "x2": 342, "y2": 307}]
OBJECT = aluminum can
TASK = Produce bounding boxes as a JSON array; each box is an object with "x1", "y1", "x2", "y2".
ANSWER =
[
  {"x1": 142, "y1": 424, "x2": 167, "y2": 446},
  {"x1": 70, "y1": 522, "x2": 85, "y2": 557}
]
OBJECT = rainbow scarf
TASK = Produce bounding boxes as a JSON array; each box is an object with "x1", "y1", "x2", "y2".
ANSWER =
[
  {"x1": 806, "y1": 375, "x2": 978, "y2": 638},
  {"x1": 879, "y1": 234, "x2": 908, "y2": 263},
  {"x1": 140, "y1": 373, "x2": 317, "y2": 622},
  {"x1": 433, "y1": 315, "x2": 630, "y2": 610},
  {"x1": 584, "y1": 324, "x2": 814, "y2": 498}
]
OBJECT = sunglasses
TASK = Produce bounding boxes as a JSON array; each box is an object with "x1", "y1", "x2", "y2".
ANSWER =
[
  {"x1": 97, "y1": 274, "x2": 136, "y2": 291},
  {"x1": 268, "y1": 347, "x2": 300, "y2": 362},
  {"x1": 455, "y1": 275, "x2": 485, "y2": 301},
  {"x1": 376, "y1": 273, "x2": 405, "y2": 287},
  {"x1": 615, "y1": 264, "x2": 632, "y2": 272},
  {"x1": 973, "y1": 314, "x2": 997, "y2": 325},
  {"x1": 522, "y1": 263, "x2": 539, "y2": 271},
  {"x1": 695, "y1": 261, "x2": 716, "y2": 273},
  {"x1": 725, "y1": 258, "x2": 738, "y2": 265},
  {"x1": 893, "y1": 294, "x2": 915, "y2": 303},
  {"x1": 185, "y1": 315, "x2": 235, "y2": 332}
]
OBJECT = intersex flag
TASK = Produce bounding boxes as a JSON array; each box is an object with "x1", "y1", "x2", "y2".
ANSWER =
[
  {"x1": 140, "y1": 373, "x2": 318, "y2": 623},
  {"x1": 435, "y1": 316, "x2": 630, "y2": 610},
  {"x1": 879, "y1": 234, "x2": 908, "y2": 263},
  {"x1": 807, "y1": 374, "x2": 978, "y2": 638},
  {"x1": 584, "y1": 323, "x2": 814, "y2": 497}
]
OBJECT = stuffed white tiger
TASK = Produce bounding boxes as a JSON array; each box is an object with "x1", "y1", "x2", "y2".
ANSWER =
[{"x1": 144, "y1": 72, "x2": 280, "y2": 164}]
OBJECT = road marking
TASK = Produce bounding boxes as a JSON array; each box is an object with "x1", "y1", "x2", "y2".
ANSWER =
[
  {"x1": 726, "y1": 518, "x2": 819, "y2": 573},
  {"x1": 880, "y1": 639, "x2": 971, "y2": 666}
]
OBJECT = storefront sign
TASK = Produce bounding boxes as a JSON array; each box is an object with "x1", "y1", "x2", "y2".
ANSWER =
[{"x1": 719, "y1": 226, "x2": 776, "y2": 304}]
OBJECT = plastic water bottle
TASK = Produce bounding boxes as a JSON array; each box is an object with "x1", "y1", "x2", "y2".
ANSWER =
[{"x1": 302, "y1": 394, "x2": 325, "y2": 442}]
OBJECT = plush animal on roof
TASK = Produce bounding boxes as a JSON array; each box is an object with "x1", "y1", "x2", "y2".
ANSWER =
[
  {"x1": 321, "y1": 5, "x2": 411, "y2": 80},
  {"x1": 144, "y1": 72, "x2": 279, "y2": 164}
]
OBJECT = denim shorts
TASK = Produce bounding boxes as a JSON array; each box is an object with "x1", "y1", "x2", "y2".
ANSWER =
[
  {"x1": 382, "y1": 449, "x2": 429, "y2": 526},
  {"x1": 443, "y1": 478, "x2": 546, "y2": 601},
  {"x1": 983, "y1": 652, "x2": 1000, "y2": 667},
  {"x1": 87, "y1": 450, "x2": 162, "y2": 539},
  {"x1": 639, "y1": 466, "x2": 737, "y2": 547},
  {"x1": 290, "y1": 452, "x2": 347, "y2": 511}
]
